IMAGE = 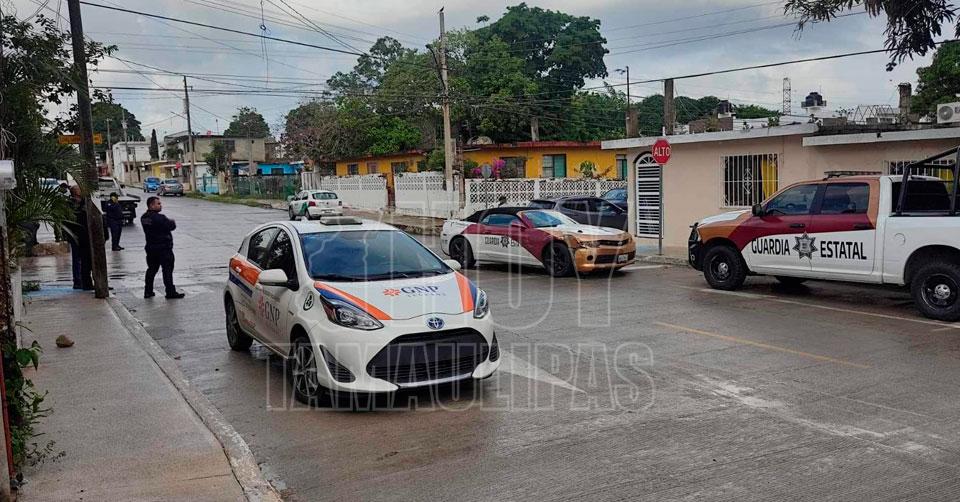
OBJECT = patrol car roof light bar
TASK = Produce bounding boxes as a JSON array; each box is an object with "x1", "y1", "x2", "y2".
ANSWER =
[{"x1": 895, "y1": 145, "x2": 960, "y2": 216}]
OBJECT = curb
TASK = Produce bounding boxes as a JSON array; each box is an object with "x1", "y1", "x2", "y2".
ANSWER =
[
  {"x1": 106, "y1": 297, "x2": 282, "y2": 502},
  {"x1": 636, "y1": 254, "x2": 689, "y2": 266}
]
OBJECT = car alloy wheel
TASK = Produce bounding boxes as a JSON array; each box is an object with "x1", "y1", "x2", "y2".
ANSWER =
[
  {"x1": 292, "y1": 339, "x2": 321, "y2": 401},
  {"x1": 711, "y1": 257, "x2": 731, "y2": 281},
  {"x1": 225, "y1": 299, "x2": 252, "y2": 351}
]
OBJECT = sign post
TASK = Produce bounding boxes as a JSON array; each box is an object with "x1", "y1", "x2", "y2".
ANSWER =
[{"x1": 652, "y1": 139, "x2": 670, "y2": 255}]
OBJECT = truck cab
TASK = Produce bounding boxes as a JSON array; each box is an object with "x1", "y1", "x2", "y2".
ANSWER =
[{"x1": 689, "y1": 158, "x2": 960, "y2": 322}]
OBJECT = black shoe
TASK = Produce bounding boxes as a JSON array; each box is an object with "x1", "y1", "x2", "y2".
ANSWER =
[
  {"x1": 165, "y1": 292, "x2": 185, "y2": 299},
  {"x1": 73, "y1": 283, "x2": 82, "y2": 290},
  {"x1": 144, "y1": 292, "x2": 156, "y2": 299}
]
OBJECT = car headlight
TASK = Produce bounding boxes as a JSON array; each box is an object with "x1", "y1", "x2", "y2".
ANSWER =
[
  {"x1": 321, "y1": 298, "x2": 383, "y2": 330},
  {"x1": 578, "y1": 239, "x2": 600, "y2": 248},
  {"x1": 474, "y1": 289, "x2": 490, "y2": 319}
]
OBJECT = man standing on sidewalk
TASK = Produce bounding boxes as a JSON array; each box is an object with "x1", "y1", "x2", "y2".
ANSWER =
[
  {"x1": 141, "y1": 196, "x2": 184, "y2": 299},
  {"x1": 66, "y1": 185, "x2": 93, "y2": 290},
  {"x1": 103, "y1": 192, "x2": 124, "y2": 251}
]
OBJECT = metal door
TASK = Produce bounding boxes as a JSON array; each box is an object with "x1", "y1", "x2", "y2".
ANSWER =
[{"x1": 634, "y1": 153, "x2": 661, "y2": 239}]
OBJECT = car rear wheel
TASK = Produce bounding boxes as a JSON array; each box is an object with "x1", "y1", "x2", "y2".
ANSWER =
[
  {"x1": 449, "y1": 237, "x2": 475, "y2": 269},
  {"x1": 290, "y1": 335, "x2": 328, "y2": 406},
  {"x1": 911, "y1": 261, "x2": 960, "y2": 322},
  {"x1": 703, "y1": 245, "x2": 747, "y2": 290},
  {"x1": 544, "y1": 242, "x2": 575, "y2": 277},
  {"x1": 775, "y1": 276, "x2": 808, "y2": 286},
  {"x1": 224, "y1": 298, "x2": 253, "y2": 351}
]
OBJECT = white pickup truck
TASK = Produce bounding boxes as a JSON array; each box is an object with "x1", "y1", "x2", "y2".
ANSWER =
[{"x1": 688, "y1": 164, "x2": 960, "y2": 321}]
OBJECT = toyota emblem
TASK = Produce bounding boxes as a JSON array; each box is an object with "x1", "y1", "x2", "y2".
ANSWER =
[{"x1": 426, "y1": 317, "x2": 445, "y2": 330}]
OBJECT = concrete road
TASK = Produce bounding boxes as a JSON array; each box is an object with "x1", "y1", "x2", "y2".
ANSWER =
[{"x1": 25, "y1": 191, "x2": 960, "y2": 500}]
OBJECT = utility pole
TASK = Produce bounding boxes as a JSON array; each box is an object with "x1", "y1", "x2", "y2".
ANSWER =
[
  {"x1": 663, "y1": 78, "x2": 675, "y2": 136},
  {"x1": 105, "y1": 119, "x2": 113, "y2": 179},
  {"x1": 68, "y1": 0, "x2": 109, "y2": 298},
  {"x1": 183, "y1": 76, "x2": 196, "y2": 188},
  {"x1": 438, "y1": 8, "x2": 454, "y2": 196},
  {"x1": 121, "y1": 109, "x2": 129, "y2": 183}
]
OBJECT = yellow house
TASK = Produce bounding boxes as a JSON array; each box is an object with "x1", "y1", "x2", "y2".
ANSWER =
[
  {"x1": 462, "y1": 141, "x2": 624, "y2": 179},
  {"x1": 331, "y1": 142, "x2": 626, "y2": 179},
  {"x1": 334, "y1": 151, "x2": 425, "y2": 176}
]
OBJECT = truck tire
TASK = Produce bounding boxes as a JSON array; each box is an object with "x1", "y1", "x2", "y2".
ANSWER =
[
  {"x1": 911, "y1": 261, "x2": 960, "y2": 322},
  {"x1": 702, "y1": 245, "x2": 747, "y2": 290}
]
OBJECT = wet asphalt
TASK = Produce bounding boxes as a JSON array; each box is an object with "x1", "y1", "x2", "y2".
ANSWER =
[{"x1": 22, "y1": 189, "x2": 960, "y2": 501}]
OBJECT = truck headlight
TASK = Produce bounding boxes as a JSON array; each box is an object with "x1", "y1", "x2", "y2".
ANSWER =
[
  {"x1": 321, "y1": 298, "x2": 383, "y2": 330},
  {"x1": 474, "y1": 289, "x2": 490, "y2": 319}
]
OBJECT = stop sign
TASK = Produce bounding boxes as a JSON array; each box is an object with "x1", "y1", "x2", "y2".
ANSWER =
[{"x1": 652, "y1": 138, "x2": 671, "y2": 165}]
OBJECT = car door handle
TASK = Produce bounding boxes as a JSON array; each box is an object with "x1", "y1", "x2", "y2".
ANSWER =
[
  {"x1": 853, "y1": 223, "x2": 872, "y2": 230},
  {"x1": 789, "y1": 223, "x2": 805, "y2": 229}
]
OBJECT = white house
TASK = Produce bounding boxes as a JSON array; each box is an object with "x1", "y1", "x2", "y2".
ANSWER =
[{"x1": 111, "y1": 141, "x2": 152, "y2": 184}]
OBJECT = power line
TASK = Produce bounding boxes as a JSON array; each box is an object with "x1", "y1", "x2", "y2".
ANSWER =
[{"x1": 605, "y1": 0, "x2": 782, "y2": 32}]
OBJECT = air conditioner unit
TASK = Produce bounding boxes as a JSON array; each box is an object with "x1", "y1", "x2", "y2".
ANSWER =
[{"x1": 936, "y1": 102, "x2": 960, "y2": 124}]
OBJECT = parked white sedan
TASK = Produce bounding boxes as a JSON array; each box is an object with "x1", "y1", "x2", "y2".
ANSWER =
[
  {"x1": 224, "y1": 217, "x2": 499, "y2": 405},
  {"x1": 288, "y1": 190, "x2": 343, "y2": 220}
]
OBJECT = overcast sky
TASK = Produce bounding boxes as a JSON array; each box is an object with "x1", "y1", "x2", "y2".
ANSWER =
[{"x1": 8, "y1": 0, "x2": 940, "y2": 139}]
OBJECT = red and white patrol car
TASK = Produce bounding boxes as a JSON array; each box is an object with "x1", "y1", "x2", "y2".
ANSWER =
[
  {"x1": 689, "y1": 163, "x2": 960, "y2": 321},
  {"x1": 224, "y1": 216, "x2": 499, "y2": 405},
  {"x1": 441, "y1": 207, "x2": 636, "y2": 277}
]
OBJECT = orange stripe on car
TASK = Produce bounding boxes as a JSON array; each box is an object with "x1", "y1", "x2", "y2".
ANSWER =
[
  {"x1": 314, "y1": 282, "x2": 393, "y2": 321},
  {"x1": 229, "y1": 257, "x2": 261, "y2": 285},
  {"x1": 455, "y1": 272, "x2": 475, "y2": 312}
]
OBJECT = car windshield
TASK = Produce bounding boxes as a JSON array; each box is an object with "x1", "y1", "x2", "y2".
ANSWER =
[
  {"x1": 164, "y1": 180, "x2": 179, "y2": 184},
  {"x1": 300, "y1": 230, "x2": 451, "y2": 282},
  {"x1": 521, "y1": 210, "x2": 578, "y2": 228},
  {"x1": 604, "y1": 189, "x2": 626, "y2": 201},
  {"x1": 97, "y1": 180, "x2": 116, "y2": 191},
  {"x1": 146, "y1": 178, "x2": 159, "y2": 182}
]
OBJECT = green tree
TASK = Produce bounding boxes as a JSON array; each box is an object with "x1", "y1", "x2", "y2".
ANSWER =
[
  {"x1": 914, "y1": 41, "x2": 960, "y2": 117},
  {"x1": 164, "y1": 144, "x2": 182, "y2": 161},
  {"x1": 202, "y1": 141, "x2": 231, "y2": 175},
  {"x1": 784, "y1": 0, "x2": 956, "y2": 70},
  {"x1": 327, "y1": 37, "x2": 415, "y2": 94},
  {"x1": 62, "y1": 99, "x2": 142, "y2": 153},
  {"x1": 223, "y1": 107, "x2": 271, "y2": 138},
  {"x1": 368, "y1": 118, "x2": 422, "y2": 156},
  {"x1": 149, "y1": 129, "x2": 159, "y2": 160},
  {"x1": 735, "y1": 104, "x2": 781, "y2": 119}
]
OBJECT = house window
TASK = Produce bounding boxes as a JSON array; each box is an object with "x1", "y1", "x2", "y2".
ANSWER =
[
  {"x1": 366, "y1": 162, "x2": 379, "y2": 174},
  {"x1": 721, "y1": 153, "x2": 779, "y2": 208},
  {"x1": 224, "y1": 140, "x2": 236, "y2": 152},
  {"x1": 347, "y1": 163, "x2": 359, "y2": 175},
  {"x1": 391, "y1": 161, "x2": 408, "y2": 173},
  {"x1": 616, "y1": 154, "x2": 628, "y2": 180},
  {"x1": 542, "y1": 154, "x2": 567, "y2": 178},
  {"x1": 501, "y1": 157, "x2": 526, "y2": 178}
]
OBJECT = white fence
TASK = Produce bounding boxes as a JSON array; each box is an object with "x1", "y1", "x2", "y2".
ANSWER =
[
  {"x1": 301, "y1": 172, "x2": 388, "y2": 211},
  {"x1": 464, "y1": 178, "x2": 626, "y2": 214},
  {"x1": 300, "y1": 171, "x2": 625, "y2": 218}
]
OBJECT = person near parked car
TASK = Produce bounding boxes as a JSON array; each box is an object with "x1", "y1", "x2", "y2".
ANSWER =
[
  {"x1": 140, "y1": 196, "x2": 184, "y2": 299},
  {"x1": 65, "y1": 185, "x2": 93, "y2": 290},
  {"x1": 103, "y1": 192, "x2": 125, "y2": 251}
]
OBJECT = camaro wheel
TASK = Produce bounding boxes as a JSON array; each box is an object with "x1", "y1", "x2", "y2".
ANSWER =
[
  {"x1": 449, "y1": 237, "x2": 475, "y2": 269},
  {"x1": 544, "y1": 242, "x2": 575, "y2": 277},
  {"x1": 290, "y1": 335, "x2": 327, "y2": 406},
  {"x1": 224, "y1": 298, "x2": 253, "y2": 351},
  {"x1": 911, "y1": 261, "x2": 960, "y2": 322},
  {"x1": 703, "y1": 245, "x2": 747, "y2": 290}
]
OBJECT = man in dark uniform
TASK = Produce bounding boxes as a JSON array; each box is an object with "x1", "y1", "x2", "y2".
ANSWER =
[
  {"x1": 141, "y1": 196, "x2": 184, "y2": 299},
  {"x1": 103, "y1": 192, "x2": 124, "y2": 251},
  {"x1": 66, "y1": 185, "x2": 93, "y2": 290}
]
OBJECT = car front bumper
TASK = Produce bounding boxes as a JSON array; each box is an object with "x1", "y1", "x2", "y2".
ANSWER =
[
  {"x1": 572, "y1": 243, "x2": 637, "y2": 272},
  {"x1": 310, "y1": 312, "x2": 500, "y2": 393},
  {"x1": 688, "y1": 224, "x2": 703, "y2": 270}
]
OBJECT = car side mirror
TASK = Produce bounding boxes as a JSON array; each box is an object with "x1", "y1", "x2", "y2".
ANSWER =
[
  {"x1": 751, "y1": 204, "x2": 765, "y2": 217},
  {"x1": 258, "y1": 269, "x2": 293, "y2": 289},
  {"x1": 443, "y1": 259, "x2": 462, "y2": 271}
]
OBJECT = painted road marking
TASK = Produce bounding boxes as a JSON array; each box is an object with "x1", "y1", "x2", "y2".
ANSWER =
[
  {"x1": 680, "y1": 285, "x2": 960, "y2": 331},
  {"x1": 655, "y1": 321, "x2": 871, "y2": 369}
]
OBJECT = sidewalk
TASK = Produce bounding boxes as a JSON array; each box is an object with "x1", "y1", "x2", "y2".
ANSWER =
[{"x1": 17, "y1": 288, "x2": 271, "y2": 501}]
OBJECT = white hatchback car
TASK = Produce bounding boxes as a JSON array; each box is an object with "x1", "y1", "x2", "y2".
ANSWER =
[
  {"x1": 224, "y1": 216, "x2": 499, "y2": 404},
  {"x1": 287, "y1": 190, "x2": 343, "y2": 220}
]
